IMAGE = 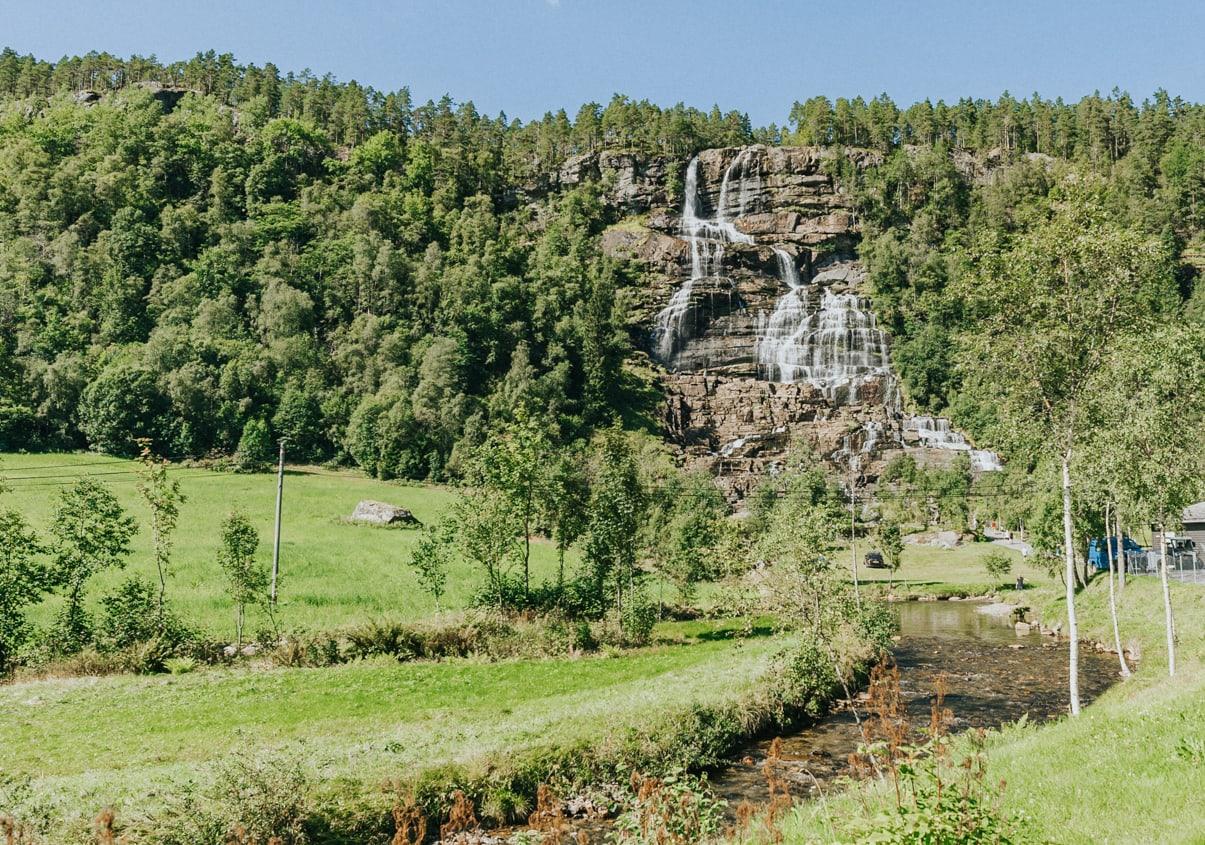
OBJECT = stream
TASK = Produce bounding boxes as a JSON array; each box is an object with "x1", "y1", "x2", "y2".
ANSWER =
[
  {"x1": 495, "y1": 600, "x2": 1120, "y2": 843},
  {"x1": 710, "y1": 599, "x2": 1120, "y2": 806}
]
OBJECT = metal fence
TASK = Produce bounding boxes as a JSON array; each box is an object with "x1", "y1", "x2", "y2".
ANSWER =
[{"x1": 1124, "y1": 550, "x2": 1205, "y2": 584}]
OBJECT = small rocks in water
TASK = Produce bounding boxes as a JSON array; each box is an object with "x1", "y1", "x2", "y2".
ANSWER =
[
  {"x1": 1014, "y1": 621, "x2": 1032, "y2": 634},
  {"x1": 350, "y1": 500, "x2": 420, "y2": 526}
]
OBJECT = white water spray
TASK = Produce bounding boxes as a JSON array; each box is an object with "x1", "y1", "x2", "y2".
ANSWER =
[{"x1": 654, "y1": 151, "x2": 757, "y2": 361}]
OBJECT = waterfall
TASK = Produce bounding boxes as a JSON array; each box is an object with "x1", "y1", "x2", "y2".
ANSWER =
[
  {"x1": 756, "y1": 248, "x2": 809, "y2": 377},
  {"x1": 654, "y1": 151, "x2": 756, "y2": 361},
  {"x1": 757, "y1": 280, "x2": 893, "y2": 402},
  {"x1": 904, "y1": 415, "x2": 1003, "y2": 471}
]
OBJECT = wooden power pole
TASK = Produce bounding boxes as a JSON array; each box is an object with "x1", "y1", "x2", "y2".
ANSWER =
[
  {"x1": 271, "y1": 441, "x2": 284, "y2": 606},
  {"x1": 849, "y1": 454, "x2": 861, "y2": 611}
]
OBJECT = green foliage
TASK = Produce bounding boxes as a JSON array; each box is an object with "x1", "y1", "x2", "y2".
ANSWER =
[
  {"x1": 408, "y1": 521, "x2": 453, "y2": 611},
  {"x1": 47, "y1": 478, "x2": 137, "y2": 652},
  {"x1": 982, "y1": 550, "x2": 1013, "y2": 583},
  {"x1": 78, "y1": 359, "x2": 171, "y2": 456},
  {"x1": 235, "y1": 418, "x2": 274, "y2": 470},
  {"x1": 217, "y1": 510, "x2": 266, "y2": 645},
  {"x1": 135, "y1": 441, "x2": 186, "y2": 619},
  {"x1": 879, "y1": 518, "x2": 904, "y2": 573},
  {"x1": 614, "y1": 769, "x2": 727, "y2": 845},
  {"x1": 584, "y1": 425, "x2": 646, "y2": 627},
  {"x1": 98, "y1": 576, "x2": 160, "y2": 649},
  {"x1": 841, "y1": 757, "x2": 1026, "y2": 844},
  {"x1": 0, "y1": 507, "x2": 49, "y2": 672},
  {"x1": 647, "y1": 471, "x2": 727, "y2": 603},
  {"x1": 619, "y1": 589, "x2": 658, "y2": 646}
]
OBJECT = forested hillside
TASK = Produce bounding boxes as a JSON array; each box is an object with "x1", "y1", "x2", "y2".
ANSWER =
[{"x1": 1, "y1": 47, "x2": 1203, "y2": 480}]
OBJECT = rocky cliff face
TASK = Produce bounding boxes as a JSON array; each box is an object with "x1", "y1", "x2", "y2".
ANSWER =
[{"x1": 594, "y1": 144, "x2": 992, "y2": 501}]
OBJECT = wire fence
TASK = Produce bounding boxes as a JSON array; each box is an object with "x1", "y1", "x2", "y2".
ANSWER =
[{"x1": 1124, "y1": 550, "x2": 1205, "y2": 584}]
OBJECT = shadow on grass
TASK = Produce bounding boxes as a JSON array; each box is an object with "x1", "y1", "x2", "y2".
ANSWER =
[{"x1": 695, "y1": 624, "x2": 776, "y2": 642}]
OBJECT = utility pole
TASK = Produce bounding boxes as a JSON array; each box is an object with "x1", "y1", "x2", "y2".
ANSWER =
[
  {"x1": 849, "y1": 454, "x2": 861, "y2": 611},
  {"x1": 271, "y1": 440, "x2": 285, "y2": 607}
]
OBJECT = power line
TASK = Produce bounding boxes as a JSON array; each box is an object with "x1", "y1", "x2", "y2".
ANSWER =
[{"x1": 0, "y1": 458, "x2": 133, "y2": 471}]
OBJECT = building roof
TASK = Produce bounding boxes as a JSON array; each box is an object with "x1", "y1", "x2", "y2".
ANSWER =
[{"x1": 1183, "y1": 502, "x2": 1205, "y2": 524}]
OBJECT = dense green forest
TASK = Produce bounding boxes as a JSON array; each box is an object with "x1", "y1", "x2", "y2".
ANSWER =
[{"x1": 1, "y1": 47, "x2": 1203, "y2": 480}]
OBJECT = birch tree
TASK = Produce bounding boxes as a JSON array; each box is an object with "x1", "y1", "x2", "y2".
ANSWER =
[
  {"x1": 135, "y1": 440, "x2": 186, "y2": 622},
  {"x1": 1090, "y1": 324, "x2": 1205, "y2": 677},
  {"x1": 958, "y1": 186, "x2": 1175, "y2": 713}
]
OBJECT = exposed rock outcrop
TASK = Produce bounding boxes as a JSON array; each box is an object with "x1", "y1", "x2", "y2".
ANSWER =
[{"x1": 595, "y1": 142, "x2": 996, "y2": 501}]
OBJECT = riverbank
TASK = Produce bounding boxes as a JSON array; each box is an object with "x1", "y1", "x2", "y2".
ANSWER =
[
  {"x1": 0, "y1": 621, "x2": 884, "y2": 843},
  {"x1": 770, "y1": 576, "x2": 1205, "y2": 844}
]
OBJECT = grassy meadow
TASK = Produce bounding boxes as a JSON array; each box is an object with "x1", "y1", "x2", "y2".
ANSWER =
[
  {"x1": 0, "y1": 452, "x2": 569, "y2": 635},
  {"x1": 862, "y1": 539, "x2": 1047, "y2": 590},
  {"x1": 0, "y1": 630, "x2": 792, "y2": 836}
]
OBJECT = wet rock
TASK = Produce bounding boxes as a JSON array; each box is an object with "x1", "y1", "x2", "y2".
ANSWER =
[
  {"x1": 350, "y1": 500, "x2": 420, "y2": 526},
  {"x1": 1014, "y1": 621, "x2": 1032, "y2": 634}
]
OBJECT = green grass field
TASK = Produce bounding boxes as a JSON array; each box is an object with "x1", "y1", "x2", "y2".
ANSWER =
[
  {"x1": 0, "y1": 452, "x2": 569, "y2": 635},
  {"x1": 850, "y1": 538, "x2": 1055, "y2": 597},
  {"x1": 0, "y1": 633, "x2": 788, "y2": 835},
  {"x1": 774, "y1": 576, "x2": 1205, "y2": 844}
]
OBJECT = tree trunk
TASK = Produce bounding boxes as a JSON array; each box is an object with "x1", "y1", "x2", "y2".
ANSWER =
[
  {"x1": 523, "y1": 498, "x2": 532, "y2": 602},
  {"x1": 1060, "y1": 453, "x2": 1081, "y2": 715},
  {"x1": 1159, "y1": 518, "x2": 1176, "y2": 677},
  {"x1": 1104, "y1": 504, "x2": 1130, "y2": 677},
  {"x1": 557, "y1": 546, "x2": 565, "y2": 604},
  {"x1": 1115, "y1": 514, "x2": 1126, "y2": 592},
  {"x1": 154, "y1": 519, "x2": 166, "y2": 622}
]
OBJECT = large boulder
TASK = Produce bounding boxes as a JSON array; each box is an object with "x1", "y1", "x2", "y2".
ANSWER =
[{"x1": 350, "y1": 500, "x2": 420, "y2": 527}]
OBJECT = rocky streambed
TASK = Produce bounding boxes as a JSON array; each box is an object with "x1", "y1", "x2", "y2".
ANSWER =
[
  {"x1": 711, "y1": 599, "x2": 1120, "y2": 805},
  {"x1": 480, "y1": 600, "x2": 1119, "y2": 845}
]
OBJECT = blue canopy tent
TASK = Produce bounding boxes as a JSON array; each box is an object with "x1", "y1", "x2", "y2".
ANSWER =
[{"x1": 1087, "y1": 536, "x2": 1144, "y2": 571}]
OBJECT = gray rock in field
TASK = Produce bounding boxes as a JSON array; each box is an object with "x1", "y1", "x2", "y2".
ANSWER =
[{"x1": 351, "y1": 500, "x2": 420, "y2": 527}]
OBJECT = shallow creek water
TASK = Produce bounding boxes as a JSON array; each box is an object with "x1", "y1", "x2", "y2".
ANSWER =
[
  {"x1": 498, "y1": 600, "x2": 1120, "y2": 843},
  {"x1": 710, "y1": 599, "x2": 1120, "y2": 806}
]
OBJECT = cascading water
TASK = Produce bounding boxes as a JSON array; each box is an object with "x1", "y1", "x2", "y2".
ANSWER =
[
  {"x1": 904, "y1": 415, "x2": 1003, "y2": 471},
  {"x1": 757, "y1": 282, "x2": 893, "y2": 403},
  {"x1": 756, "y1": 248, "x2": 809, "y2": 376},
  {"x1": 654, "y1": 145, "x2": 1001, "y2": 478},
  {"x1": 654, "y1": 151, "x2": 756, "y2": 361}
]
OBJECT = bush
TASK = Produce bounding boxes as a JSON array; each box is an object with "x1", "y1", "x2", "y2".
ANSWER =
[
  {"x1": 268, "y1": 631, "x2": 343, "y2": 668},
  {"x1": 97, "y1": 577, "x2": 198, "y2": 667},
  {"x1": 982, "y1": 550, "x2": 1013, "y2": 583},
  {"x1": 98, "y1": 576, "x2": 157, "y2": 648},
  {"x1": 235, "y1": 418, "x2": 274, "y2": 471},
  {"x1": 344, "y1": 620, "x2": 424, "y2": 661},
  {"x1": 620, "y1": 593, "x2": 658, "y2": 646},
  {"x1": 615, "y1": 769, "x2": 726, "y2": 845},
  {"x1": 142, "y1": 750, "x2": 312, "y2": 845}
]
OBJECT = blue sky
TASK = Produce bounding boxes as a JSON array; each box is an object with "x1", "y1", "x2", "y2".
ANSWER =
[{"x1": 5, "y1": 1, "x2": 1203, "y2": 125}]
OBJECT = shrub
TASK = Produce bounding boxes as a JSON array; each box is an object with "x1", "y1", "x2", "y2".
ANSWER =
[
  {"x1": 344, "y1": 620, "x2": 423, "y2": 661},
  {"x1": 268, "y1": 631, "x2": 343, "y2": 668},
  {"x1": 97, "y1": 576, "x2": 158, "y2": 648},
  {"x1": 615, "y1": 769, "x2": 726, "y2": 845},
  {"x1": 620, "y1": 592, "x2": 658, "y2": 646},
  {"x1": 235, "y1": 418, "x2": 274, "y2": 471},
  {"x1": 210, "y1": 752, "x2": 311, "y2": 844},
  {"x1": 164, "y1": 656, "x2": 197, "y2": 674},
  {"x1": 982, "y1": 550, "x2": 1013, "y2": 583}
]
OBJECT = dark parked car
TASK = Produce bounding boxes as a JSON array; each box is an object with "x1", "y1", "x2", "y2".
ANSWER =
[{"x1": 864, "y1": 551, "x2": 887, "y2": 569}]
